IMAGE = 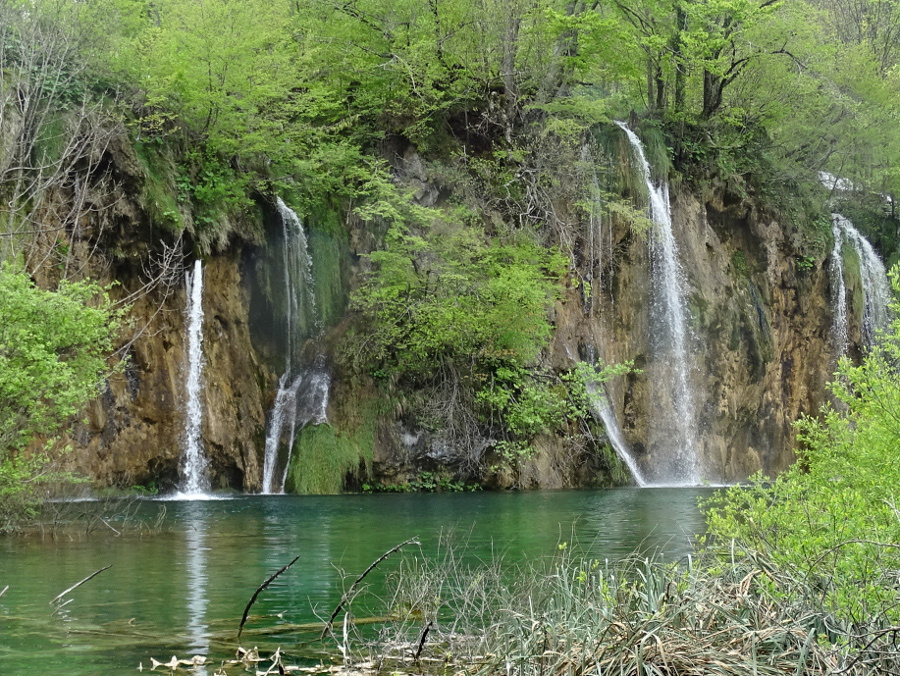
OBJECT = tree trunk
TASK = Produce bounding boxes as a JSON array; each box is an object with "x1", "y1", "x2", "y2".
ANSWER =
[{"x1": 702, "y1": 69, "x2": 724, "y2": 119}]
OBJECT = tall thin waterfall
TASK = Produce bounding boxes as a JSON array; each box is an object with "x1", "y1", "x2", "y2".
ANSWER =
[
  {"x1": 616, "y1": 121, "x2": 700, "y2": 485},
  {"x1": 181, "y1": 259, "x2": 209, "y2": 495},
  {"x1": 580, "y1": 144, "x2": 606, "y2": 315},
  {"x1": 579, "y1": 146, "x2": 646, "y2": 486},
  {"x1": 261, "y1": 199, "x2": 330, "y2": 494},
  {"x1": 830, "y1": 213, "x2": 892, "y2": 355}
]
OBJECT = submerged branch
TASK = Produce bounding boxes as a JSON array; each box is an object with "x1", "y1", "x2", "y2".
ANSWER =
[
  {"x1": 238, "y1": 555, "x2": 301, "y2": 641},
  {"x1": 50, "y1": 565, "x2": 112, "y2": 605},
  {"x1": 321, "y1": 537, "x2": 421, "y2": 639}
]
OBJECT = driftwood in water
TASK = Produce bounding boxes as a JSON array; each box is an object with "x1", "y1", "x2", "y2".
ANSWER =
[
  {"x1": 320, "y1": 537, "x2": 420, "y2": 639},
  {"x1": 50, "y1": 565, "x2": 112, "y2": 604},
  {"x1": 238, "y1": 555, "x2": 300, "y2": 640},
  {"x1": 414, "y1": 620, "x2": 433, "y2": 662}
]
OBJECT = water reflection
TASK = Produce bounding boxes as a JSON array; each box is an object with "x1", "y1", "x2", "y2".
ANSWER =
[
  {"x1": 183, "y1": 501, "x2": 209, "y2": 675},
  {"x1": 0, "y1": 489, "x2": 712, "y2": 675}
]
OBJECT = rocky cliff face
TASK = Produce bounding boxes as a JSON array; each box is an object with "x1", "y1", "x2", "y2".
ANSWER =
[
  {"x1": 65, "y1": 253, "x2": 269, "y2": 491},
  {"x1": 363, "y1": 178, "x2": 836, "y2": 488},
  {"x1": 49, "y1": 134, "x2": 273, "y2": 493},
  {"x1": 52, "y1": 133, "x2": 849, "y2": 493},
  {"x1": 550, "y1": 183, "x2": 834, "y2": 484}
]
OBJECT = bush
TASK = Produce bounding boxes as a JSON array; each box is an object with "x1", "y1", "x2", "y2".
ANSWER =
[
  {"x1": 0, "y1": 264, "x2": 122, "y2": 528},
  {"x1": 704, "y1": 266, "x2": 900, "y2": 627}
]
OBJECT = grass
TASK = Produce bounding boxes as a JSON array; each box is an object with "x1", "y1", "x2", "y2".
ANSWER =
[{"x1": 306, "y1": 538, "x2": 900, "y2": 676}]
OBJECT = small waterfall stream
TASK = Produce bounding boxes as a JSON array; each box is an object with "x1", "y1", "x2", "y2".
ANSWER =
[
  {"x1": 181, "y1": 260, "x2": 209, "y2": 495},
  {"x1": 616, "y1": 122, "x2": 700, "y2": 485},
  {"x1": 261, "y1": 199, "x2": 331, "y2": 494},
  {"x1": 579, "y1": 146, "x2": 647, "y2": 486},
  {"x1": 829, "y1": 213, "x2": 892, "y2": 355}
]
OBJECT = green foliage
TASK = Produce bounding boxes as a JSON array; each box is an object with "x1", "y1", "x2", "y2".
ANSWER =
[
  {"x1": 175, "y1": 147, "x2": 253, "y2": 251},
  {"x1": 286, "y1": 392, "x2": 382, "y2": 494},
  {"x1": 731, "y1": 249, "x2": 749, "y2": 276},
  {"x1": 351, "y1": 222, "x2": 565, "y2": 383},
  {"x1": 286, "y1": 424, "x2": 361, "y2": 495},
  {"x1": 362, "y1": 472, "x2": 479, "y2": 493},
  {"x1": 704, "y1": 265, "x2": 900, "y2": 624},
  {"x1": 795, "y1": 254, "x2": 816, "y2": 272},
  {"x1": 0, "y1": 264, "x2": 123, "y2": 527}
]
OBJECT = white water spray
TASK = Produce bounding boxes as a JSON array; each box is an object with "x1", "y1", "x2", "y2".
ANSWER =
[
  {"x1": 586, "y1": 378, "x2": 648, "y2": 487},
  {"x1": 829, "y1": 213, "x2": 892, "y2": 355},
  {"x1": 181, "y1": 260, "x2": 209, "y2": 495},
  {"x1": 261, "y1": 200, "x2": 330, "y2": 494},
  {"x1": 616, "y1": 121, "x2": 700, "y2": 485}
]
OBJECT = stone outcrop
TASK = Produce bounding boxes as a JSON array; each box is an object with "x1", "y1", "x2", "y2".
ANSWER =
[
  {"x1": 550, "y1": 184, "x2": 833, "y2": 483},
  {"x1": 52, "y1": 133, "x2": 851, "y2": 492}
]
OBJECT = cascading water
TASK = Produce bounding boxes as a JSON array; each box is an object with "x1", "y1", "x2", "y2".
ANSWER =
[
  {"x1": 829, "y1": 213, "x2": 892, "y2": 356},
  {"x1": 578, "y1": 146, "x2": 646, "y2": 486},
  {"x1": 261, "y1": 199, "x2": 331, "y2": 494},
  {"x1": 181, "y1": 259, "x2": 210, "y2": 495},
  {"x1": 616, "y1": 121, "x2": 700, "y2": 485},
  {"x1": 582, "y1": 344, "x2": 648, "y2": 486}
]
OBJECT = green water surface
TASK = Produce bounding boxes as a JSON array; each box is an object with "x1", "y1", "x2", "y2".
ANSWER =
[{"x1": 0, "y1": 489, "x2": 711, "y2": 674}]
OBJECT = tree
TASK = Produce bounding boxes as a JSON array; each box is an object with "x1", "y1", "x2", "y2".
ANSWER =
[
  {"x1": 0, "y1": 0, "x2": 119, "y2": 273},
  {"x1": 810, "y1": 0, "x2": 900, "y2": 74},
  {"x1": 0, "y1": 264, "x2": 122, "y2": 526}
]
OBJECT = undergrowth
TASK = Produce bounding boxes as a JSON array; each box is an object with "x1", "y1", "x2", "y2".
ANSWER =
[{"x1": 319, "y1": 541, "x2": 900, "y2": 676}]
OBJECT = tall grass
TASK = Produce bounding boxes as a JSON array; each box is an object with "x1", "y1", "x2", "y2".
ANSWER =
[{"x1": 325, "y1": 539, "x2": 900, "y2": 676}]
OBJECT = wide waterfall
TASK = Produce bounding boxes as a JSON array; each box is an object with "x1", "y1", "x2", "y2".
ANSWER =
[
  {"x1": 616, "y1": 122, "x2": 700, "y2": 485},
  {"x1": 830, "y1": 213, "x2": 892, "y2": 355},
  {"x1": 261, "y1": 199, "x2": 331, "y2": 494},
  {"x1": 181, "y1": 259, "x2": 209, "y2": 495}
]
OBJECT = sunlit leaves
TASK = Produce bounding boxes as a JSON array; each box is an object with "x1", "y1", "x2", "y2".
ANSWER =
[{"x1": 704, "y1": 267, "x2": 900, "y2": 622}]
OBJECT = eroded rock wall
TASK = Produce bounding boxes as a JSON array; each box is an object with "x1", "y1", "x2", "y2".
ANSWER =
[
  {"x1": 51, "y1": 134, "x2": 843, "y2": 492},
  {"x1": 48, "y1": 134, "x2": 273, "y2": 493},
  {"x1": 549, "y1": 184, "x2": 833, "y2": 484}
]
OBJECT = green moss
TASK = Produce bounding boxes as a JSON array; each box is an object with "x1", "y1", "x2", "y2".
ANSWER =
[
  {"x1": 134, "y1": 141, "x2": 183, "y2": 233},
  {"x1": 307, "y1": 207, "x2": 350, "y2": 328},
  {"x1": 731, "y1": 249, "x2": 749, "y2": 277},
  {"x1": 285, "y1": 391, "x2": 381, "y2": 494},
  {"x1": 842, "y1": 243, "x2": 865, "y2": 326}
]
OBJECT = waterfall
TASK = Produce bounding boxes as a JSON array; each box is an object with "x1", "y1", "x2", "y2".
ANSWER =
[
  {"x1": 181, "y1": 259, "x2": 209, "y2": 495},
  {"x1": 583, "y1": 344, "x2": 648, "y2": 487},
  {"x1": 261, "y1": 199, "x2": 330, "y2": 494},
  {"x1": 616, "y1": 121, "x2": 700, "y2": 485},
  {"x1": 579, "y1": 147, "x2": 646, "y2": 486},
  {"x1": 830, "y1": 213, "x2": 892, "y2": 355}
]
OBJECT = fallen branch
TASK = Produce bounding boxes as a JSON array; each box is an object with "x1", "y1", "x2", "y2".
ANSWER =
[
  {"x1": 238, "y1": 555, "x2": 300, "y2": 641},
  {"x1": 414, "y1": 621, "x2": 433, "y2": 662},
  {"x1": 50, "y1": 565, "x2": 112, "y2": 604},
  {"x1": 0, "y1": 585, "x2": 8, "y2": 599},
  {"x1": 321, "y1": 537, "x2": 420, "y2": 639}
]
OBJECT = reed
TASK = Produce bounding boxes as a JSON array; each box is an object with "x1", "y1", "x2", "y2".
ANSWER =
[{"x1": 346, "y1": 539, "x2": 900, "y2": 676}]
